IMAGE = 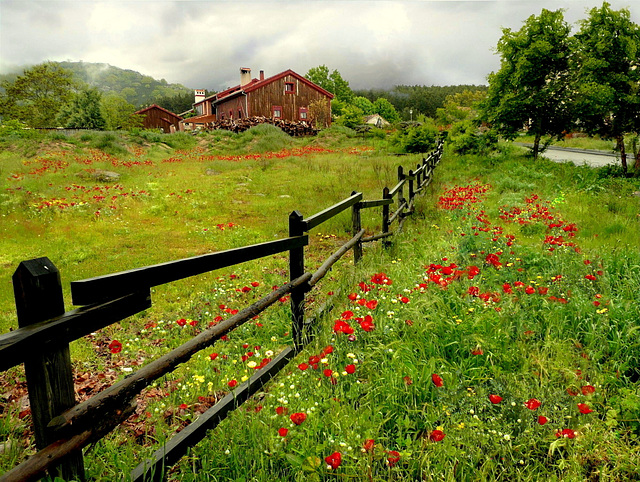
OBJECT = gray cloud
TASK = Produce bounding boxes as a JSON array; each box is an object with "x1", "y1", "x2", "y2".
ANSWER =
[{"x1": 1, "y1": 1, "x2": 638, "y2": 91}]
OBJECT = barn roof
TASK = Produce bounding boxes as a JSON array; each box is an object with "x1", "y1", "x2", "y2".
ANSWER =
[
  {"x1": 134, "y1": 104, "x2": 183, "y2": 120},
  {"x1": 212, "y1": 69, "x2": 334, "y2": 104}
]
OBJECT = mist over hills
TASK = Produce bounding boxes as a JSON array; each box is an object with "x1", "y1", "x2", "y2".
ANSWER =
[{"x1": 0, "y1": 61, "x2": 192, "y2": 109}]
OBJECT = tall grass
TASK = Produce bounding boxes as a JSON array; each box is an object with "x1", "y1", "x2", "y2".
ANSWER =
[{"x1": 1, "y1": 131, "x2": 639, "y2": 480}]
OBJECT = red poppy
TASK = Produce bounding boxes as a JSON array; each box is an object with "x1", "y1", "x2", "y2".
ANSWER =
[
  {"x1": 251, "y1": 281, "x2": 260, "y2": 287},
  {"x1": 322, "y1": 345, "x2": 334, "y2": 355},
  {"x1": 228, "y1": 379, "x2": 238, "y2": 388},
  {"x1": 403, "y1": 376, "x2": 413, "y2": 385},
  {"x1": 359, "y1": 318, "x2": 375, "y2": 332},
  {"x1": 341, "y1": 310, "x2": 354, "y2": 320},
  {"x1": 555, "y1": 428, "x2": 576, "y2": 439},
  {"x1": 431, "y1": 373, "x2": 443, "y2": 387},
  {"x1": 290, "y1": 412, "x2": 307, "y2": 425},
  {"x1": 108, "y1": 340, "x2": 122, "y2": 354},
  {"x1": 325, "y1": 451, "x2": 342, "y2": 469},
  {"x1": 345, "y1": 364, "x2": 356, "y2": 374},
  {"x1": 577, "y1": 403, "x2": 593, "y2": 414},
  {"x1": 209, "y1": 353, "x2": 218, "y2": 360},
  {"x1": 400, "y1": 296, "x2": 410, "y2": 304},
  {"x1": 585, "y1": 274, "x2": 596, "y2": 281},
  {"x1": 176, "y1": 318, "x2": 187, "y2": 327},
  {"x1": 538, "y1": 415, "x2": 548, "y2": 425},
  {"x1": 471, "y1": 348, "x2": 483, "y2": 355},
  {"x1": 387, "y1": 450, "x2": 401, "y2": 467},
  {"x1": 366, "y1": 299, "x2": 378, "y2": 310},
  {"x1": 276, "y1": 406, "x2": 287, "y2": 415},
  {"x1": 179, "y1": 403, "x2": 188, "y2": 410},
  {"x1": 348, "y1": 293, "x2": 358, "y2": 300},
  {"x1": 489, "y1": 394, "x2": 503, "y2": 404},
  {"x1": 323, "y1": 369, "x2": 333, "y2": 378},
  {"x1": 309, "y1": 355, "x2": 320, "y2": 365},
  {"x1": 429, "y1": 429, "x2": 445, "y2": 442},
  {"x1": 278, "y1": 428, "x2": 288, "y2": 437},
  {"x1": 525, "y1": 398, "x2": 541, "y2": 410},
  {"x1": 298, "y1": 363, "x2": 309, "y2": 371},
  {"x1": 525, "y1": 286, "x2": 535, "y2": 295},
  {"x1": 363, "y1": 439, "x2": 375, "y2": 452},
  {"x1": 581, "y1": 385, "x2": 596, "y2": 395}
]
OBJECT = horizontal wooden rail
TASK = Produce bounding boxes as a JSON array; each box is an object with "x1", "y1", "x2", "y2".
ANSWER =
[
  {"x1": 302, "y1": 192, "x2": 362, "y2": 231},
  {"x1": 309, "y1": 229, "x2": 365, "y2": 287},
  {"x1": 362, "y1": 232, "x2": 393, "y2": 243},
  {"x1": 71, "y1": 236, "x2": 308, "y2": 305},
  {"x1": 130, "y1": 347, "x2": 297, "y2": 482},
  {"x1": 47, "y1": 272, "x2": 312, "y2": 439},
  {"x1": 357, "y1": 198, "x2": 394, "y2": 209},
  {"x1": 389, "y1": 202, "x2": 408, "y2": 224},
  {"x1": 0, "y1": 291, "x2": 151, "y2": 371},
  {"x1": 0, "y1": 402, "x2": 136, "y2": 482},
  {"x1": 388, "y1": 180, "x2": 405, "y2": 198}
]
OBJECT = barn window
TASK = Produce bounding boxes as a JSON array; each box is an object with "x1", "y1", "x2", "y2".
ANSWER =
[
  {"x1": 284, "y1": 82, "x2": 295, "y2": 94},
  {"x1": 238, "y1": 109, "x2": 243, "y2": 119},
  {"x1": 229, "y1": 110, "x2": 233, "y2": 119},
  {"x1": 299, "y1": 107, "x2": 308, "y2": 120},
  {"x1": 272, "y1": 105, "x2": 282, "y2": 118}
]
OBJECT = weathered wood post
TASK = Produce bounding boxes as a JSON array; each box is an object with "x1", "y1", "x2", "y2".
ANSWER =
[
  {"x1": 13, "y1": 257, "x2": 85, "y2": 481},
  {"x1": 416, "y1": 162, "x2": 422, "y2": 188},
  {"x1": 397, "y1": 166, "x2": 405, "y2": 207},
  {"x1": 289, "y1": 211, "x2": 306, "y2": 351},
  {"x1": 408, "y1": 169, "x2": 415, "y2": 208},
  {"x1": 351, "y1": 191, "x2": 363, "y2": 264},
  {"x1": 382, "y1": 187, "x2": 391, "y2": 249}
]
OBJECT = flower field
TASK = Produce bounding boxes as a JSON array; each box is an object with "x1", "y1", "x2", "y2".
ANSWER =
[{"x1": 1, "y1": 129, "x2": 639, "y2": 481}]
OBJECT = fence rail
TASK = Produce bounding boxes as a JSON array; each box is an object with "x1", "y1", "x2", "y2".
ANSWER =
[{"x1": 0, "y1": 140, "x2": 443, "y2": 482}]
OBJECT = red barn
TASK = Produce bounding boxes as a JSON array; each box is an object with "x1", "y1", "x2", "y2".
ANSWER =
[
  {"x1": 134, "y1": 104, "x2": 183, "y2": 133},
  {"x1": 181, "y1": 68, "x2": 333, "y2": 130}
]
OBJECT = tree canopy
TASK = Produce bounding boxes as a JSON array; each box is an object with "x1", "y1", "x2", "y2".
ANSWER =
[
  {"x1": 572, "y1": 2, "x2": 640, "y2": 172},
  {"x1": 0, "y1": 62, "x2": 76, "y2": 127},
  {"x1": 482, "y1": 8, "x2": 574, "y2": 159}
]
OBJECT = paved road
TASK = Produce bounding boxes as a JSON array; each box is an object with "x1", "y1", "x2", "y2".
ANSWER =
[{"x1": 515, "y1": 143, "x2": 619, "y2": 167}]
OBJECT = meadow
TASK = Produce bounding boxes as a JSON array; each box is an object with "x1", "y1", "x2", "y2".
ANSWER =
[{"x1": 1, "y1": 125, "x2": 639, "y2": 481}]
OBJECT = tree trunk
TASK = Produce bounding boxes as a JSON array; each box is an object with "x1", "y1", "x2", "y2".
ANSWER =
[
  {"x1": 616, "y1": 135, "x2": 628, "y2": 174},
  {"x1": 533, "y1": 132, "x2": 541, "y2": 160}
]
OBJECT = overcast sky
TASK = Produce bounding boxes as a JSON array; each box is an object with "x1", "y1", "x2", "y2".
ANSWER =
[{"x1": 1, "y1": 0, "x2": 638, "y2": 91}]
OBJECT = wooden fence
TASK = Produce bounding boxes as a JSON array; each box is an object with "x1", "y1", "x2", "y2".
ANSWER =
[{"x1": 0, "y1": 141, "x2": 443, "y2": 482}]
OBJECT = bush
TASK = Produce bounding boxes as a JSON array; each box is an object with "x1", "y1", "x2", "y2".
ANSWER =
[
  {"x1": 390, "y1": 119, "x2": 438, "y2": 153},
  {"x1": 448, "y1": 120, "x2": 498, "y2": 155}
]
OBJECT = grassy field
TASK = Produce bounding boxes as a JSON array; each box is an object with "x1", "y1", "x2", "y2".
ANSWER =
[{"x1": 1, "y1": 127, "x2": 639, "y2": 481}]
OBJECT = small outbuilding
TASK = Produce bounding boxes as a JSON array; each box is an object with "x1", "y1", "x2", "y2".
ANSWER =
[
  {"x1": 134, "y1": 104, "x2": 183, "y2": 133},
  {"x1": 364, "y1": 114, "x2": 390, "y2": 128}
]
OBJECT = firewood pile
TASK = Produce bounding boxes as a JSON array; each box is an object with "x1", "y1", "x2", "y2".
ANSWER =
[{"x1": 206, "y1": 116, "x2": 318, "y2": 136}]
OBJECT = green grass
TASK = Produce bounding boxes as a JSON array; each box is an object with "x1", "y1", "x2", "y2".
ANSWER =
[{"x1": 1, "y1": 130, "x2": 639, "y2": 481}]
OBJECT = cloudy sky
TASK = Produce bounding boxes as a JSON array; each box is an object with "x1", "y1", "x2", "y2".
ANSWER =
[{"x1": 1, "y1": 0, "x2": 638, "y2": 91}]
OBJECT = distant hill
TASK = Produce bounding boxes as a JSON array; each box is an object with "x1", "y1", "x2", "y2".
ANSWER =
[{"x1": 0, "y1": 61, "x2": 193, "y2": 109}]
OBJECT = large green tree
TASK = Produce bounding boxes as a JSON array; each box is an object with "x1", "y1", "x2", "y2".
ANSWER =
[
  {"x1": 101, "y1": 93, "x2": 141, "y2": 130},
  {"x1": 56, "y1": 88, "x2": 107, "y2": 129},
  {"x1": 0, "y1": 62, "x2": 76, "y2": 127},
  {"x1": 572, "y1": 2, "x2": 640, "y2": 174},
  {"x1": 483, "y1": 9, "x2": 574, "y2": 159},
  {"x1": 305, "y1": 65, "x2": 354, "y2": 103}
]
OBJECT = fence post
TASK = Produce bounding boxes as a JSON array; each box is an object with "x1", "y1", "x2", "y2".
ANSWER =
[
  {"x1": 351, "y1": 191, "x2": 362, "y2": 264},
  {"x1": 12, "y1": 257, "x2": 85, "y2": 481},
  {"x1": 408, "y1": 169, "x2": 415, "y2": 209},
  {"x1": 397, "y1": 166, "x2": 405, "y2": 207},
  {"x1": 289, "y1": 211, "x2": 306, "y2": 351},
  {"x1": 382, "y1": 186, "x2": 391, "y2": 248}
]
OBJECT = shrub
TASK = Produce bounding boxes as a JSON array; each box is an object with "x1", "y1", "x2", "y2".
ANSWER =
[
  {"x1": 448, "y1": 120, "x2": 498, "y2": 155},
  {"x1": 391, "y1": 119, "x2": 438, "y2": 153}
]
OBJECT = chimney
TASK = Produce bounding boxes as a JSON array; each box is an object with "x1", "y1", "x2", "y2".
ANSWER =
[
  {"x1": 240, "y1": 67, "x2": 252, "y2": 86},
  {"x1": 260, "y1": 70, "x2": 265, "y2": 81},
  {"x1": 194, "y1": 89, "x2": 206, "y2": 103}
]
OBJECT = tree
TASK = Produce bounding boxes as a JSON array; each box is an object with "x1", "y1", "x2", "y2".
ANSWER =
[
  {"x1": 436, "y1": 90, "x2": 486, "y2": 127},
  {"x1": 373, "y1": 98, "x2": 400, "y2": 124},
  {"x1": 482, "y1": 9, "x2": 574, "y2": 159},
  {"x1": 101, "y1": 93, "x2": 141, "y2": 130},
  {"x1": 0, "y1": 62, "x2": 76, "y2": 127},
  {"x1": 305, "y1": 65, "x2": 354, "y2": 103},
  {"x1": 56, "y1": 88, "x2": 107, "y2": 129},
  {"x1": 352, "y1": 96, "x2": 376, "y2": 115},
  {"x1": 572, "y1": 2, "x2": 640, "y2": 174},
  {"x1": 336, "y1": 104, "x2": 364, "y2": 129}
]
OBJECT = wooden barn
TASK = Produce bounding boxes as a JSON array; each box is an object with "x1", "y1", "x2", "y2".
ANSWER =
[
  {"x1": 134, "y1": 104, "x2": 183, "y2": 133},
  {"x1": 181, "y1": 68, "x2": 334, "y2": 130}
]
